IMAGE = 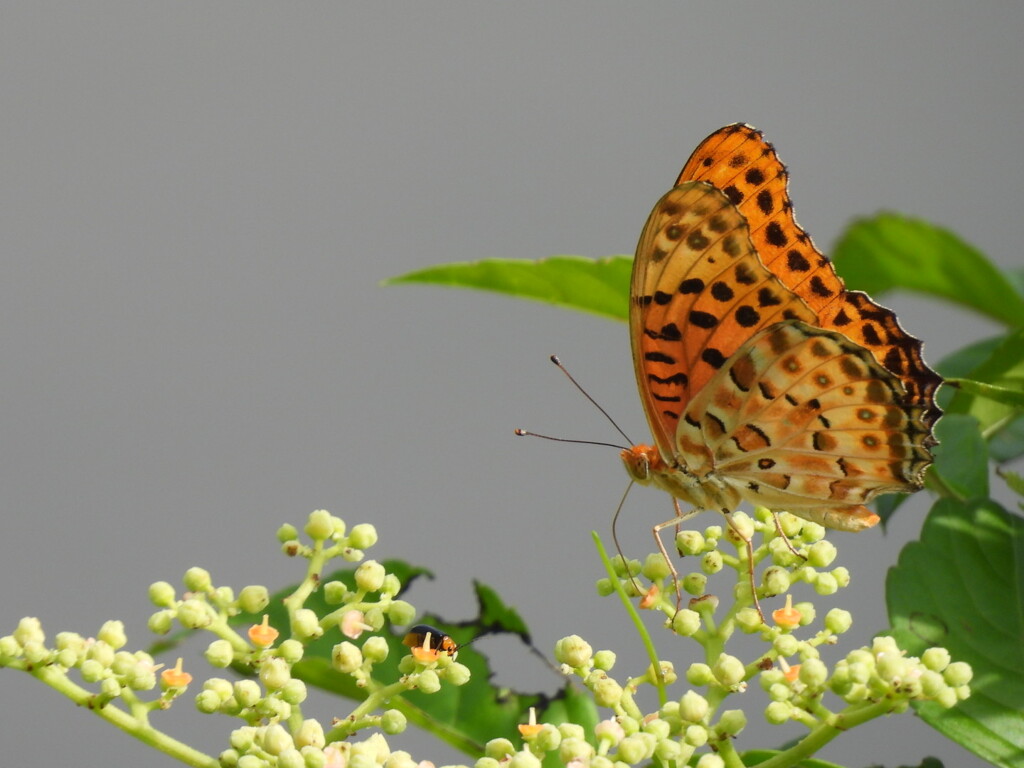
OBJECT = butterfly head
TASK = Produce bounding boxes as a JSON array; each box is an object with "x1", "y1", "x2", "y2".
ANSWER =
[{"x1": 621, "y1": 444, "x2": 662, "y2": 485}]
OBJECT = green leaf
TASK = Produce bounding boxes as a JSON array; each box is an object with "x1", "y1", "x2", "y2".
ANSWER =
[
  {"x1": 931, "y1": 414, "x2": 989, "y2": 500},
  {"x1": 384, "y1": 256, "x2": 632, "y2": 320},
  {"x1": 990, "y1": 414, "x2": 1024, "y2": 463},
  {"x1": 946, "y1": 328, "x2": 1024, "y2": 443},
  {"x1": 948, "y1": 378, "x2": 1024, "y2": 409},
  {"x1": 739, "y1": 750, "x2": 846, "y2": 767},
  {"x1": 887, "y1": 498, "x2": 1024, "y2": 768},
  {"x1": 833, "y1": 214, "x2": 1024, "y2": 326}
]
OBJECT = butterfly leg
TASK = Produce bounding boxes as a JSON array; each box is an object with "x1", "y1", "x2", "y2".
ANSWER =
[
  {"x1": 723, "y1": 513, "x2": 764, "y2": 623},
  {"x1": 652, "y1": 499, "x2": 700, "y2": 613},
  {"x1": 769, "y1": 510, "x2": 806, "y2": 560}
]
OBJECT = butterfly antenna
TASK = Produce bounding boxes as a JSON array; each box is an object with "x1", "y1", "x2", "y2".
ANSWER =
[
  {"x1": 548, "y1": 355, "x2": 634, "y2": 446},
  {"x1": 610, "y1": 480, "x2": 645, "y2": 596},
  {"x1": 513, "y1": 429, "x2": 626, "y2": 451}
]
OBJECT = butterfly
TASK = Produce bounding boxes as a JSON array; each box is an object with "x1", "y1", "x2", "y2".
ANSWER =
[{"x1": 621, "y1": 124, "x2": 940, "y2": 538}]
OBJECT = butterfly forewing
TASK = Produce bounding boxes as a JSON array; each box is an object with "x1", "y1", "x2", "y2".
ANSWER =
[
  {"x1": 630, "y1": 181, "x2": 816, "y2": 462},
  {"x1": 678, "y1": 123, "x2": 942, "y2": 429}
]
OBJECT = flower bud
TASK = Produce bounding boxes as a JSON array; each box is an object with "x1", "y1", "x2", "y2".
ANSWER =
[
  {"x1": 14, "y1": 617, "x2": 44, "y2": 646},
  {"x1": 944, "y1": 661, "x2": 973, "y2": 687},
  {"x1": 279, "y1": 679, "x2": 307, "y2": 705},
  {"x1": 148, "y1": 610, "x2": 174, "y2": 635},
  {"x1": 205, "y1": 639, "x2": 235, "y2": 668},
  {"x1": 831, "y1": 566, "x2": 851, "y2": 588},
  {"x1": 443, "y1": 661, "x2": 471, "y2": 686},
  {"x1": 277, "y1": 750, "x2": 304, "y2": 768},
  {"x1": 233, "y1": 679, "x2": 262, "y2": 708},
  {"x1": 676, "y1": 530, "x2": 705, "y2": 555},
  {"x1": 713, "y1": 654, "x2": 745, "y2": 687},
  {"x1": 381, "y1": 709, "x2": 407, "y2": 734},
  {"x1": 680, "y1": 690, "x2": 709, "y2": 723},
  {"x1": 686, "y1": 663, "x2": 714, "y2": 686},
  {"x1": 696, "y1": 753, "x2": 724, "y2": 768},
  {"x1": 332, "y1": 642, "x2": 363, "y2": 674},
  {"x1": 701, "y1": 551, "x2": 723, "y2": 574},
  {"x1": 416, "y1": 669, "x2": 441, "y2": 693},
  {"x1": 508, "y1": 751, "x2": 541, "y2": 768},
  {"x1": 484, "y1": 738, "x2": 515, "y2": 760},
  {"x1": 595, "y1": 578, "x2": 615, "y2": 596},
  {"x1": 824, "y1": 608, "x2": 853, "y2": 635},
  {"x1": 716, "y1": 709, "x2": 747, "y2": 736},
  {"x1": 672, "y1": 609, "x2": 702, "y2": 636},
  {"x1": 592, "y1": 677, "x2": 623, "y2": 707},
  {"x1": 683, "y1": 573, "x2": 707, "y2": 595},
  {"x1": 349, "y1": 523, "x2": 378, "y2": 549},
  {"x1": 237, "y1": 585, "x2": 269, "y2": 614},
  {"x1": 764, "y1": 700, "x2": 791, "y2": 724},
  {"x1": 183, "y1": 567, "x2": 212, "y2": 592},
  {"x1": 554, "y1": 635, "x2": 593, "y2": 668},
  {"x1": 642, "y1": 553, "x2": 671, "y2": 581},
  {"x1": 196, "y1": 689, "x2": 221, "y2": 713},
  {"x1": 178, "y1": 599, "x2": 213, "y2": 629},
  {"x1": 922, "y1": 647, "x2": 951, "y2": 672},
  {"x1": 278, "y1": 639, "x2": 304, "y2": 664},
  {"x1": 293, "y1": 609, "x2": 322, "y2": 640},
  {"x1": 149, "y1": 581, "x2": 177, "y2": 607},
  {"x1": 362, "y1": 636, "x2": 389, "y2": 663},
  {"x1": 761, "y1": 566, "x2": 791, "y2": 595},
  {"x1": 617, "y1": 735, "x2": 650, "y2": 764},
  {"x1": 736, "y1": 607, "x2": 763, "y2": 633},
  {"x1": 355, "y1": 561, "x2": 386, "y2": 593},
  {"x1": 388, "y1": 601, "x2": 417, "y2": 628},
  {"x1": 559, "y1": 736, "x2": 594, "y2": 763},
  {"x1": 935, "y1": 687, "x2": 958, "y2": 708},
  {"x1": 263, "y1": 723, "x2": 294, "y2": 756},
  {"x1": 798, "y1": 658, "x2": 828, "y2": 687},
  {"x1": 593, "y1": 650, "x2": 616, "y2": 671},
  {"x1": 806, "y1": 540, "x2": 837, "y2": 567},
  {"x1": 305, "y1": 510, "x2": 336, "y2": 540},
  {"x1": 654, "y1": 739, "x2": 682, "y2": 763},
  {"x1": 814, "y1": 572, "x2": 839, "y2": 595},
  {"x1": 727, "y1": 512, "x2": 754, "y2": 542},
  {"x1": 773, "y1": 634, "x2": 799, "y2": 657},
  {"x1": 794, "y1": 602, "x2": 815, "y2": 625}
]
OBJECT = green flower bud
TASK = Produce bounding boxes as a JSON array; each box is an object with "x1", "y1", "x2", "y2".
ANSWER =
[
  {"x1": 593, "y1": 650, "x2": 616, "y2": 671},
  {"x1": 686, "y1": 663, "x2": 714, "y2": 686},
  {"x1": 177, "y1": 599, "x2": 213, "y2": 629},
  {"x1": 230, "y1": 725, "x2": 257, "y2": 751},
  {"x1": 381, "y1": 708, "x2": 407, "y2": 734},
  {"x1": 680, "y1": 690, "x2": 709, "y2": 723},
  {"x1": 761, "y1": 566, "x2": 791, "y2": 596},
  {"x1": 876, "y1": 652, "x2": 907, "y2": 683},
  {"x1": 55, "y1": 648, "x2": 78, "y2": 668},
  {"x1": 806, "y1": 540, "x2": 837, "y2": 568},
  {"x1": 416, "y1": 669, "x2": 441, "y2": 694},
  {"x1": 277, "y1": 749, "x2": 305, "y2": 768},
  {"x1": 204, "y1": 639, "x2": 234, "y2": 668},
  {"x1": 935, "y1": 687, "x2": 958, "y2": 708},
  {"x1": 559, "y1": 736, "x2": 594, "y2": 763},
  {"x1": 727, "y1": 512, "x2": 754, "y2": 541},
  {"x1": 219, "y1": 749, "x2": 240, "y2": 768},
  {"x1": 259, "y1": 657, "x2": 291, "y2": 691},
  {"x1": 696, "y1": 752, "x2": 724, "y2": 768},
  {"x1": 683, "y1": 724, "x2": 708, "y2": 746},
  {"x1": 275, "y1": 523, "x2": 298, "y2": 543},
  {"x1": 593, "y1": 676, "x2": 624, "y2": 707},
  {"x1": 554, "y1": 635, "x2": 593, "y2": 668},
  {"x1": 736, "y1": 607, "x2": 763, "y2": 633},
  {"x1": 237, "y1": 585, "x2": 269, "y2": 614},
  {"x1": 534, "y1": 724, "x2": 561, "y2": 752},
  {"x1": 99, "y1": 677, "x2": 121, "y2": 699},
  {"x1": 643, "y1": 718, "x2": 670, "y2": 740},
  {"x1": 683, "y1": 572, "x2": 708, "y2": 595},
  {"x1": 263, "y1": 723, "x2": 294, "y2": 756},
  {"x1": 922, "y1": 647, "x2": 951, "y2": 672},
  {"x1": 800, "y1": 521, "x2": 826, "y2": 543},
  {"x1": 475, "y1": 760, "x2": 501, "y2": 768},
  {"x1": 85, "y1": 641, "x2": 114, "y2": 668},
  {"x1": 290, "y1": 718, "x2": 324, "y2": 750},
  {"x1": 443, "y1": 661, "x2": 471, "y2": 686},
  {"x1": 689, "y1": 594, "x2": 719, "y2": 616},
  {"x1": 362, "y1": 636, "x2": 389, "y2": 664},
  {"x1": 814, "y1": 572, "x2": 839, "y2": 596},
  {"x1": 237, "y1": 754, "x2": 264, "y2": 768},
  {"x1": 619, "y1": 715, "x2": 640, "y2": 735},
  {"x1": 831, "y1": 566, "x2": 851, "y2": 588},
  {"x1": 182, "y1": 567, "x2": 212, "y2": 593},
  {"x1": 648, "y1": 660, "x2": 676, "y2": 685},
  {"x1": 14, "y1": 617, "x2": 44, "y2": 646},
  {"x1": 484, "y1": 738, "x2": 516, "y2": 760},
  {"x1": 641, "y1": 553, "x2": 671, "y2": 581},
  {"x1": 385, "y1": 752, "x2": 417, "y2": 768},
  {"x1": 595, "y1": 578, "x2": 615, "y2": 596},
  {"x1": 590, "y1": 757, "x2": 614, "y2": 768},
  {"x1": 655, "y1": 738, "x2": 682, "y2": 763},
  {"x1": 349, "y1": 523, "x2": 378, "y2": 549},
  {"x1": 617, "y1": 735, "x2": 649, "y2": 764},
  {"x1": 196, "y1": 688, "x2": 222, "y2": 713},
  {"x1": 332, "y1": 642, "x2": 363, "y2": 674},
  {"x1": 355, "y1": 561, "x2": 386, "y2": 593},
  {"x1": 944, "y1": 661, "x2": 973, "y2": 687},
  {"x1": 204, "y1": 677, "x2": 233, "y2": 701},
  {"x1": 80, "y1": 658, "x2": 106, "y2": 683},
  {"x1": 794, "y1": 602, "x2": 815, "y2": 625},
  {"x1": 871, "y1": 636, "x2": 900, "y2": 657},
  {"x1": 508, "y1": 750, "x2": 541, "y2": 768},
  {"x1": 125, "y1": 662, "x2": 157, "y2": 691},
  {"x1": 148, "y1": 581, "x2": 177, "y2": 608},
  {"x1": 765, "y1": 700, "x2": 792, "y2": 724},
  {"x1": 278, "y1": 639, "x2": 304, "y2": 664},
  {"x1": 701, "y1": 551, "x2": 723, "y2": 574},
  {"x1": 716, "y1": 709, "x2": 747, "y2": 736},
  {"x1": 773, "y1": 634, "x2": 799, "y2": 657},
  {"x1": 305, "y1": 509, "x2": 336, "y2": 540},
  {"x1": 768, "y1": 682, "x2": 791, "y2": 701},
  {"x1": 213, "y1": 586, "x2": 235, "y2": 606},
  {"x1": 279, "y1": 679, "x2": 307, "y2": 705},
  {"x1": 799, "y1": 658, "x2": 828, "y2": 687},
  {"x1": 293, "y1": 608, "x2": 323, "y2": 641},
  {"x1": 387, "y1": 600, "x2": 416, "y2": 627},
  {"x1": 363, "y1": 607, "x2": 385, "y2": 631},
  {"x1": 821, "y1": 608, "x2": 852, "y2": 635},
  {"x1": 322, "y1": 581, "x2": 347, "y2": 604},
  {"x1": 713, "y1": 654, "x2": 745, "y2": 687},
  {"x1": 234, "y1": 679, "x2": 262, "y2": 708},
  {"x1": 672, "y1": 609, "x2": 702, "y2": 636},
  {"x1": 148, "y1": 610, "x2": 174, "y2": 635}
]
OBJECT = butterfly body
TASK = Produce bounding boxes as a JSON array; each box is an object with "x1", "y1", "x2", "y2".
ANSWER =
[{"x1": 627, "y1": 126, "x2": 939, "y2": 532}]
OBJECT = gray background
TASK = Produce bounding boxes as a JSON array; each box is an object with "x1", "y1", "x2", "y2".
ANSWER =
[{"x1": 1, "y1": 3, "x2": 1019, "y2": 767}]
